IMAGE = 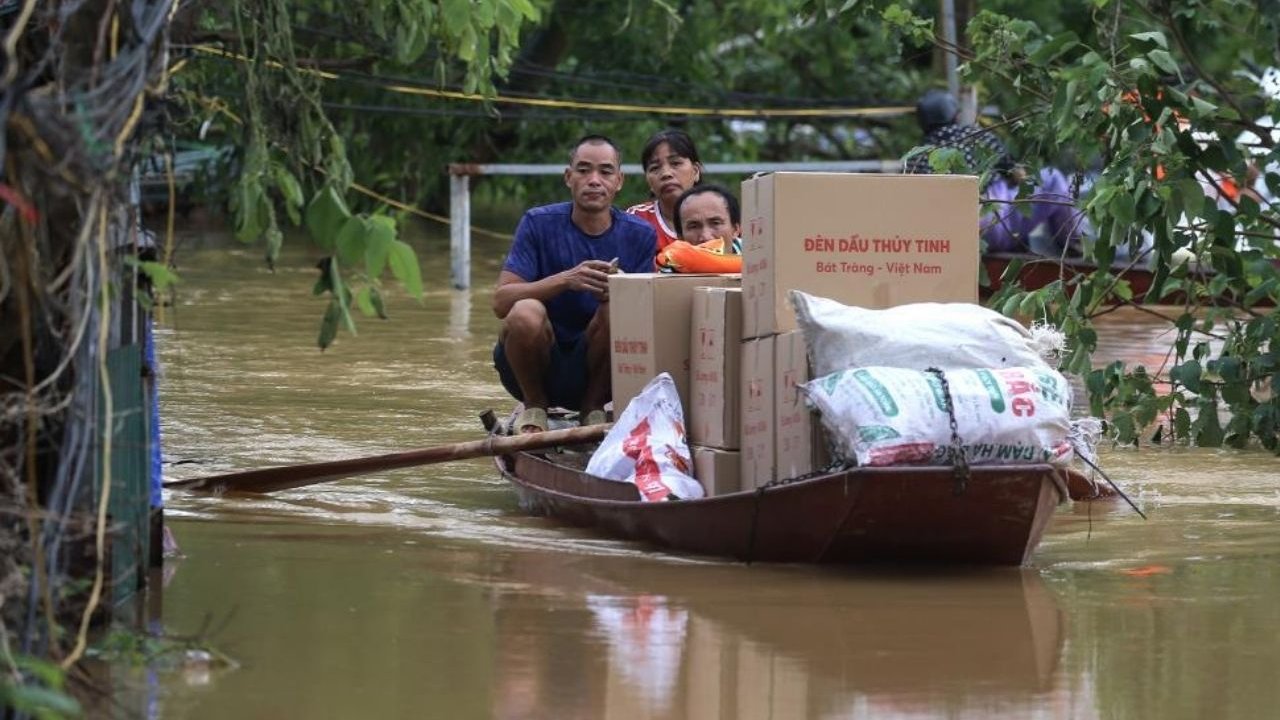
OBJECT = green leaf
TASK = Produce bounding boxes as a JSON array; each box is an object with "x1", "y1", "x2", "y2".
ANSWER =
[
  {"x1": 441, "y1": 0, "x2": 470, "y2": 34},
  {"x1": 1113, "y1": 413, "x2": 1136, "y2": 443},
  {"x1": 305, "y1": 185, "x2": 351, "y2": 251},
  {"x1": 1174, "y1": 407, "x2": 1191, "y2": 438},
  {"x1": 135, "y1": 260, "x2": 180, "y2": 291},
  {"x1": 365, "y1": 215, "x2": 395, "y2": 279},
  {"x1": 327, "y1": 256, "x2": 357, "y2": 335},
  {"x1": 1109, "y1": 191, "x2": 1135, "y2": 227},
  {"x1": 1189, "y1": 96, "x2": 1218, "y2": 118},
  {"x1": 1147, "y1": 49, "x2": 1180, "y2": 77},
  {"x1": 1028, "y1": 32, "x2": 1079, "y2": 65},
  {"x1": 1178, "y1": 179, "x2": 1205, "y2": 218},
  {"x1": 388, "y1": 239, "x2": 424, "y2": 300},
  {"x1": 273, "y1": 165, "x2": 304, "y2": 209},
  {"x1": 335, "y1": 216, "x2": 368, "y2": 269},
  {"x1": 355, "y1": 286, "x2": 377, "y2": 318},
  {"x1": 313, "y1": 258, "x2": 333, "y2": 296},
  {"x1": 318, "y1": 299, "x2": 339, "y2": 350},
  {"x1": 1000, "y1": 292, "x2": 1022, "y2": 318},
  {"x1": 509, "y1": 0, "x2": 538, "y2": 19},
  {"x1": 1244, "y1": 278, "x2": 1278, "y2": 307},
  {"x1": 264, "y1": 227, "x2": 283, "y2": 268},
  {"x1": 369, "y1": 286, "x2": 388, "y2": 319},
  {"x1": 2, "y1": 682, "x2": 83, "y2": 716},
  {"x1": 235, "y1": 181, "x2": 265, "y2": 243},
  {"x1": 1195, "y1": 399, "x2": 1224, "y2": 446},
  {"x1": 1018, "y1": 292, "x2": 1041, "y2": 318},
  {"x1": 1222, "y1": 381, "x2": 1251, "y2": 405},
  {"x1": 1170, "y1": 360, "x2": 1203, "y2": 393},
  {"x1": 1129, "y1": 31, "x2": 1168, "y2": 49}
]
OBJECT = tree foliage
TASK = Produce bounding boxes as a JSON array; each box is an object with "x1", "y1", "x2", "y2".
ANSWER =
[
  {"x1": 172, "y1": 0, "x2": 1280, "y2": 449},
  {"x1": 172, "y1": 0, "x2": 542, "y2": 348},
  {"x1": 874, "y1": 0, "x2": 1280, "y2": 451}
]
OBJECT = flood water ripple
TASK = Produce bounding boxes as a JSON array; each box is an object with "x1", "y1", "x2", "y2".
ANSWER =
[{"x1": 147, "y1": 224, "x2": 1280, "y2": 720}]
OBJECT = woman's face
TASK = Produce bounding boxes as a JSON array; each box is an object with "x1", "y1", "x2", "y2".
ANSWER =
[{"x1": 644, "y1": 142, "x2": 701, "y2": 208}]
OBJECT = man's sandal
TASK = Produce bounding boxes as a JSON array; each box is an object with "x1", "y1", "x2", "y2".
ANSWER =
[
  {"x1": 515, "y1": 406, "x2": 548, "y2": 434},
  {"x1": 582, "y1": 409, "x2": 607, "y2": 427}
]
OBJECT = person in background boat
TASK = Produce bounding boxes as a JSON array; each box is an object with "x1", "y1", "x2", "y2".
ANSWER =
[
  {"x1": 626, "y1": 129, "x2": 705, "y2": 253},
  {"x1": 905, "y1": 89, "x2": 1086, "y2": 255},
  {"x1": 674, "y1": 183, "x2": 742, "y2": 253},
  {"x1": 493, "y1": 135, "x2": 658, "y2": 434}
]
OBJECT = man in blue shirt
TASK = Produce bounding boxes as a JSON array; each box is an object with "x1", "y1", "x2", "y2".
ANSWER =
[{"x1": 493, "y1": 135, "x2": 658, "y2": 433}]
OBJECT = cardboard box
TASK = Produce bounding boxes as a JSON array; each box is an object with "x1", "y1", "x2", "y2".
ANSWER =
[
  {"x1": 774, "y1": 331, "x2": 814, "y2": 480},
  {"x1": 739, "y1": 336, "x2": 774, "y2": 489},
  {"x1": 689, "y1": 287, "x2": 743, "y2": 449},
  {"x1": 609, "y1": 273, "x2": 737, "y2": 416},
  {"x1": 741, "y1": 173, "x2": 980, "y2": 338},
  {"x1": 692, "y1": 445, "x2": 741, "y2": 496}
]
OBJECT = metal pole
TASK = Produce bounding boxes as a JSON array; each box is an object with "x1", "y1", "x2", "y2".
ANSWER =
[
  {"x1": 449, "y1": 174, "x2": 470, "y2": 290},
  {"x1": 941, "y1": 0, "x2": 960, "y2": 98}
]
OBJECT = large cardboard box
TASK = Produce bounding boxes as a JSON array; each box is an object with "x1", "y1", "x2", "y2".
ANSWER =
[
  {"x1": 774, "y1": 331, "x2": 814, "y2": 480},
  {"x1": 689, "y1": 287, "x2": 743, "y2": 449},
  {"x1": 692, "y1": 445, "x2": 741, "y2": 496},
  {"x1": 739, "y1": 336, "x2": 774, "y2": 489},
  {"x1": 741, "y1": 173, "x2": 980, "y2": 338},
  {"x1": 609, "y1": 273, "x2": 737, "y2": 416}
]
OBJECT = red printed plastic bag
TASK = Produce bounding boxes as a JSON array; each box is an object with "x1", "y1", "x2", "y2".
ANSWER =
[{"x1": 586, "y1": 373, "x2": 703, "y2": 501}]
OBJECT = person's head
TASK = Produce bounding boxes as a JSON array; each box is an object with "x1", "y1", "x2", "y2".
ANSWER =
[
  {"x1": 916, "y1": 89, "x2": 960, "y2": 133},
  {"x1": 674, "y1": 184, "x2": 740, "y2": 246},
  {"x1": 640, "y1": 129, "x2": 704, "y2": 211},
  {"x1": 564, "y1": 134, "x2": 624, "y2": 213}
]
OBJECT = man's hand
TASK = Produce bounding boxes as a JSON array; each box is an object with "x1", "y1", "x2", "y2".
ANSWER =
[{"x1": 561, "y1": 259, "x2": 614, "y2": 299}]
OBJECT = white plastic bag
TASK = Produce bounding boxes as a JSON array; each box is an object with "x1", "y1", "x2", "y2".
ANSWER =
[
  {"x1": 790, "y1": 290, "x2": 1055, "y2": 378},
  {"x1": 802, "y1": 365, "x2": 1073, "y2": 467},
  {"x1": 586, "y1": 373, "x2": 704, "y2": 501}
]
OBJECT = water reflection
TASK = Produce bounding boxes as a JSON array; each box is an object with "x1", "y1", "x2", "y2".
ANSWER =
[{"x1": 155, "y1": 518, "x2": 1071, "y2": 719}]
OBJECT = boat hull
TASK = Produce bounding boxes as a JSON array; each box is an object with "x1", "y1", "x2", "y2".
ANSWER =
[{"x1": 498, "y1": 452, "x2": 1065, "y2": 566}]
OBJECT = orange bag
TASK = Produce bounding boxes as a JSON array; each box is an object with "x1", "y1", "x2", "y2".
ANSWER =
[{"x1": 655, "y1": 238, "x2": 742, "y2": 273}]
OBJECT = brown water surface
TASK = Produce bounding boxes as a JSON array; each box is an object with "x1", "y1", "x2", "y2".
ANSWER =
[{"x1": 151, "y1": 221, "x2": 1280, "y2": 719}]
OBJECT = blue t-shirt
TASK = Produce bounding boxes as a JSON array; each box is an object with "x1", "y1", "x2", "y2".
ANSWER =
[{"x1": 503, "y1": 202, "x2": 657, "y2": 343}]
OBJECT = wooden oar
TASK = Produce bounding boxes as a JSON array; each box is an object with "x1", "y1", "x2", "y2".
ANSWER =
[{"x1": 164, "y1": 423, "x2": 612, "y2": 495}]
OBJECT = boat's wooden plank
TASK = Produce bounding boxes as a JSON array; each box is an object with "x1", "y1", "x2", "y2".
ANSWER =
[{"x1": 500, "y1": 452, "x2": 1066, "y2": 566}]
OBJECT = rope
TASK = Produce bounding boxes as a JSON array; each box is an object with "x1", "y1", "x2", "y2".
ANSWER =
[
  {"x1": 925, "y1": 367, "x2": 970, "y2": 495},
  {"x1": 190, "y1": 45, "x2": 914, "y2": 120},
  {"x1": 167, "y1": 52, "x2": 515, "y2": 241},
  {"x1": 62, "y1": 204, "x2": 114, "y2": 669}
]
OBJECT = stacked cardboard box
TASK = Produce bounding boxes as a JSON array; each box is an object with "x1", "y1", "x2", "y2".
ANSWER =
[
  {"x1": 609, "y1": 273, "x2": 738, "y2": 417},
  {"x1": 689, "y1": 287, "x2": 744, "y2": 496},
  {"x1": 737, "y1": 172, "x2": 980, "y2": 487},
  {"x1": 609, "y1": 173, "x2": 980, "y2": 495}
]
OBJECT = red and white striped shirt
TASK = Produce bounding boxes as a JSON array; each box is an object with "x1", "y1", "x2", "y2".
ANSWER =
[{"x1": 625, "y1": 201, "x2": 679, "y2": 252}]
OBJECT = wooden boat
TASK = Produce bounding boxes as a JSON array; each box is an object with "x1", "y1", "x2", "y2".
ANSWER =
[
  {"x1": 981, "y1": 251, "x2": 1277, "y2": 307},
  {"x1": 982, "y1": 252, "x2": 1159, "y2": 300},
  {"x1": 495, "y1": 449, "x2": 1069, "y2": 566}
]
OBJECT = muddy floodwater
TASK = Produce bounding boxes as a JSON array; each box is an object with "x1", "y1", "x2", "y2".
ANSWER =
[{"x1": 149, "y1": 220, "x2": 1280, "y2": 719}]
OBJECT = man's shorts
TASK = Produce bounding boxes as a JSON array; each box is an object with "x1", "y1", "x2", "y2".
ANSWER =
[{"x1": 493, "y1": 333, "x2": 590, "y2": 409}]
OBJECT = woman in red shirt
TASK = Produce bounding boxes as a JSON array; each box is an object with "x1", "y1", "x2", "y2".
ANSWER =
[{"x1": 626, "y1": 129, "x2": 704, "y2": 252}]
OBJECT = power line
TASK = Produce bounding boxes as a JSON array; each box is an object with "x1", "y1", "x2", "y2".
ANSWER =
[{"x1": 187, "y1": 45, "x2": 914, "y2": 119}]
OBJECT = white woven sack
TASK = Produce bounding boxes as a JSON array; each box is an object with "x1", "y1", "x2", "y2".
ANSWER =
[
  {"x1": 790, "y1": 290, "x2": 1052, "y2": 378},
  {"x1": 801, "y1": 365, "x2": 1073, "y2": 467}
]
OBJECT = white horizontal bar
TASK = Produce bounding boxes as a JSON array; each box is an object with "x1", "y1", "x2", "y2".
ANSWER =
[{"x1": 448, "y1": 160, "x2": 902, "y2": 176}]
